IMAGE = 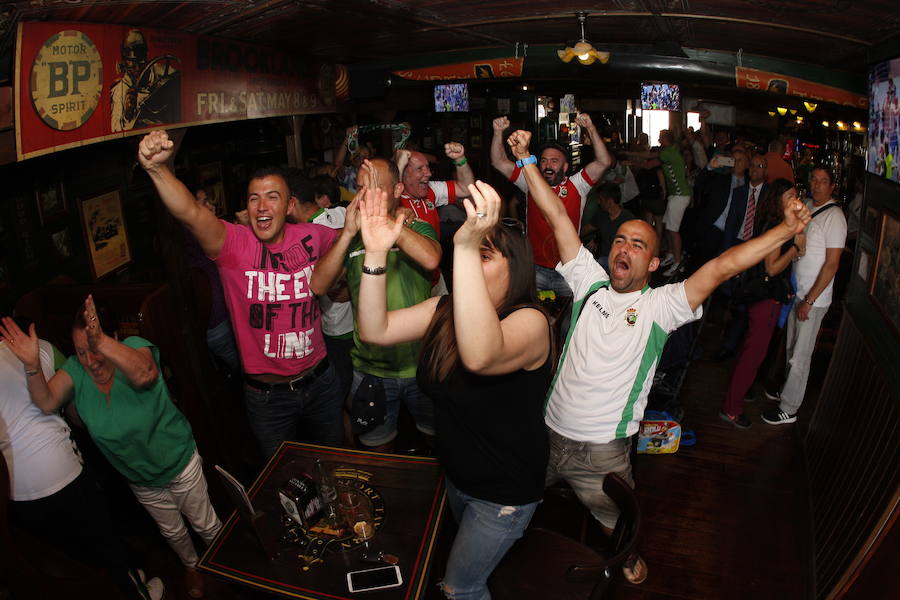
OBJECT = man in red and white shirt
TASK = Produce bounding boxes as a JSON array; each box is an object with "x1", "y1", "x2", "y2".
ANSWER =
[
  {"x1": 396, "y1": 143, "x2": 474, "y2": 238},
  {"x1": 491, "y1": 113, "x2": 613, "y2": 296}
]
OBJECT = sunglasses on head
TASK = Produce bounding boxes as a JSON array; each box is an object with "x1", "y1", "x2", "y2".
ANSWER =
[{"x1": 501, "y1": 217, "x2": 525, "y2": 235}]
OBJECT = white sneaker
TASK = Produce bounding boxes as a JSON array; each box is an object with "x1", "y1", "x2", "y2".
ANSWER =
[
  {"x1": 132, "y1": 569, "x2": 165, "y2": 600},
  {"x1": 145, "y1": 577, "x2": 165, "y2": 600},
  {"x1": 662, "y1": 261, "x2": 683, "y2": 277},
  {"x1": 659, "y1": 253, "x2": 675, "y2": 267}
]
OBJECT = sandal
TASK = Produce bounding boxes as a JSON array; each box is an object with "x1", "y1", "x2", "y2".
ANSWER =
[{"x1": 622, "y1": 553, "x2": 648, "y2": 584}]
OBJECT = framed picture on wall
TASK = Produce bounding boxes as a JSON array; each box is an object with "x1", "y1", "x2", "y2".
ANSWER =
[
  {"x1": 869, "y1": 209, "x2": 900, "y2": 339},
  {"x1": 35, "y1": 180, "x2": 66, "y2": 225},
  {"x1": 79, "y1": 190, "x2": 131, "y2": 279},
  {"x1": 50, "y1": 226, "x2": 73, "y2": 259}
]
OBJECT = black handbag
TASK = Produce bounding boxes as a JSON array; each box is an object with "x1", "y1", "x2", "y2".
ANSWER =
[{"x1": 732, "y1": 263, "x2": 794, "y2": 305}]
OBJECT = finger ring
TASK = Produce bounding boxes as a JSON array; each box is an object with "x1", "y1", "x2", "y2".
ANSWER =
[{"x1": 476, "y1": 212, "x2": 486, "y2": 219}]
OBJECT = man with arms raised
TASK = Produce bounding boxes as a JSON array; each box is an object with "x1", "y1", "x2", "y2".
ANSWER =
[
  {"x1": 491, "y1": 113, "x2": 612, "y2": 296},
  {"x1": 311, "y1": 159, "x2": 441, "y2": 450},
  {"x1": 397, "y1": 142, "x2": 474, "y2": 238},
  {"x1": 507, "y1": 129, "x2": 810, "y2": 584},
  {"x1": 139, "y1": 131, "x2": 342, "y2": 459}
]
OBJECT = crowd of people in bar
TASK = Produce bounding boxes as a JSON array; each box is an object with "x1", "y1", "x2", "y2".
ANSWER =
[{"x1": 2, "y1": 107, "x2": 850, "y2": 599}]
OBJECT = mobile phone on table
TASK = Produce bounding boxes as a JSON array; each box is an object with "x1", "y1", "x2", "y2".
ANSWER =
[{"x1": 346, "y1": 565, "x2": 403, "y2": 593}]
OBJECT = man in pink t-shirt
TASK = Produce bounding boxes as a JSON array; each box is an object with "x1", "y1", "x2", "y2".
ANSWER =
[{"x1": 139, "y1": 130, "x2": 341, "y2": 458}]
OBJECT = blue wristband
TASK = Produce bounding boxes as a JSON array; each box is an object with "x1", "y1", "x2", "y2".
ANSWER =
[{"x1": 515, "y1": 155, "x2": 537, "y2": 168}]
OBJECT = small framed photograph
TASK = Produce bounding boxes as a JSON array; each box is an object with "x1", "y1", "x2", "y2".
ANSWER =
[
  {"x1": 79, "y1": 190, "x2": 131, "y2": 279},
  {"x1": 35, "y1": 180, "x2": 66, "y2": 225},
  {"x1": 869, "y1": 209, "x2": 900, "y2": 339},
  {"x1": 50, "y1": 226, "x2": 73, "y2": 259}
]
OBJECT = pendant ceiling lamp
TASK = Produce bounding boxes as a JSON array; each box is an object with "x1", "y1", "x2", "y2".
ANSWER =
[{"x1": 558, "y1": 13, "x2": 609, "y2": 65}]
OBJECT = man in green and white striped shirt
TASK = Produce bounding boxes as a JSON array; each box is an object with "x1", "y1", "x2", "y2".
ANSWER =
[{"x1": 507, "y1": 128, "x2": 811, "y2": 584}]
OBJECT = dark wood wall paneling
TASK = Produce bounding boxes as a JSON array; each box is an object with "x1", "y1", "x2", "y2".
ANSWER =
[
  {"x1": 807, "y1": 170, "x2": 900, "y2": 598},
  {"x1": 805, "y1": 315, "x2": 900, "y2": 598}
]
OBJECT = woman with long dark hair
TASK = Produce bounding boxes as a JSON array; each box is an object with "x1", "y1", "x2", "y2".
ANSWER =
[
  {"x1": 356, "y1": 181, "x2": 553, "y2": 599},
  {"x1": 720, "y1": 178, "x2": 805, "y2": 428}
]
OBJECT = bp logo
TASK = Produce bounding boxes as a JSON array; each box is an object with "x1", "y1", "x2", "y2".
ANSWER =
[
  {"x1": 30, "y1": 30, "x2": 102, "y2": 131},
  {"x1": 625, "y1": 307, "x2": 638, "y2": 327}
]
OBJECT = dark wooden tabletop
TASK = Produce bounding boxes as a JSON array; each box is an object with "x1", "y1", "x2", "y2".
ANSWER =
[{"x1": 198, "y1": 442, "x2": 447, "y2": 600}]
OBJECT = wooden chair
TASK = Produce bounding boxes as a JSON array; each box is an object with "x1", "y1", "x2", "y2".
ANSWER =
[{"x1": 489, "y1": 473, "x2": 642, "y2": 600}]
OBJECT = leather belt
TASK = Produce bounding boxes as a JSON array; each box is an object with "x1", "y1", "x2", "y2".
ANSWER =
[{"x1": 244, "y1": 358, "x2": 329, "y2": 392}]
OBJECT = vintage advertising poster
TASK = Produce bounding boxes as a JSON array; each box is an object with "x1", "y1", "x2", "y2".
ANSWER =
[
  {"x1": 734, "y1": 66, "x2": 868, "y2": 109},
  {"x1": 80, "y1": 190, "x2": 131, "y2": 279},
  {"x1": 15, "y1": 22, "x2": 336, "y2": 160}
]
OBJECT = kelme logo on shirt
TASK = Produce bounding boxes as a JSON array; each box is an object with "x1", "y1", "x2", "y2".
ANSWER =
[{"x1": 625, "y1": 307, "x2": 638, "y2": 327}]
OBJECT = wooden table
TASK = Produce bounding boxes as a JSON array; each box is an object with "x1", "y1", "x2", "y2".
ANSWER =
[{"x1": 198, "y1": 442, "x2": 447, "y2": 599}]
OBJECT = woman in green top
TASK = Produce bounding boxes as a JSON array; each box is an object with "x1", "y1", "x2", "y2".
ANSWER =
[{"x1": 3, "y1": 295, "x2": 220, "y2": 599}]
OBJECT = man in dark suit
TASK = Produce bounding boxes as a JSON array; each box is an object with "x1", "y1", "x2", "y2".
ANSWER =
[
  {"x1": 716, "y1": 154, "x2": 768, "y2": 360},
  {"x1": 722, "y1": 155, "x2": 768, "y2": 252},
  {"x1": 689, "y1": 146, "x2": 749, "y2": 266}
]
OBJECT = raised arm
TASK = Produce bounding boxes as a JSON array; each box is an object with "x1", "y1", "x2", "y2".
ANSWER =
[
  {"x1": 139, "y1": 130, "x2": 226, "y2": 258},
  {"x1": 309, "y1": 193, "x2": 359, "y2": 295},
  {"x1": 356, "y1": 187, "x2": 440, "y2": 346},
  {"x1": 490, "y1": 116, "x2": 515, "y2": 179},
  {"x1": 452, "y1": 182, "x2": 550, "y2": 375},
  {"x1": 507, "y1": 129, "x2": 582, "y2": 264},
  {"x1": 445, "y1": 142, "x2": 474, "y2": 198},
  {"x1": 81, "y1": 296, "x2": 158, "y2": 389},
  {"x1": 325, "y1": 125, "x2": 357, "y2": 178},
  {"x1": 576, "y1": 113, "x2": 614, "y2": 182},
  {"x1": 396, "y1": 224, "x2": 441, "y2": 271},
  {"x1": 0, "y1": 316, "x2": 73, "y2": 414},
  {"x1": 684, "y1": 201, "x2": 811, "y2": 311}
]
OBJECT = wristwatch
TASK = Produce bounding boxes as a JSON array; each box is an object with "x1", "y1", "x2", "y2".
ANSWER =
[{"x1": 516, "y1": 155, "x2": 537, "y2": 168}]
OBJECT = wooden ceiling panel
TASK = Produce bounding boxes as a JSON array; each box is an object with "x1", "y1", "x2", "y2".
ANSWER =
[{"x1": 2, "y1": 0, "x2": 898, "y2": 73}]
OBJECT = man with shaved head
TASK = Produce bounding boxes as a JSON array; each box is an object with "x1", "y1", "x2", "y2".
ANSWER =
[
  {"x1": 311, "y1": 158, "x2": 441, "y2": 450},
  {"x1": 507, "y1": 129, "x2": 811, "y2": 584}
]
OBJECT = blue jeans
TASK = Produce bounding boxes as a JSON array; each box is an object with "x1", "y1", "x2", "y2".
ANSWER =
[
  {"x1": 350, "y1": 369, "x2": 434, "y2": 447},
  {"x1": 535, "y1": 264, "x2": 572, "y2": 298},
  {"x1": 244, "y1": 361, "x2": 344, "y2": 458},
  {"x1": 441, "y1": 478, "x2": 539, "y2": 600}
]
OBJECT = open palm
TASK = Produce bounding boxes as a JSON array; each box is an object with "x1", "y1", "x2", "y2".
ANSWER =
[{"x1": 359, "y1": 187, "x2": 404, "y2": 253}]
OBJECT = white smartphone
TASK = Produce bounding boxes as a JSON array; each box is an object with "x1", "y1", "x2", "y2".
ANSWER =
[
  {"x1": 719, "y1": 156, "x2": 735, "y2": 167},
  {"x1": 346, "y1": 565, "x2": 403, "y2": 593}
]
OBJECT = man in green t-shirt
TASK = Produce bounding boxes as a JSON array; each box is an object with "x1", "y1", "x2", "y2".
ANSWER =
[
  {"x1": 311, "y1": 158, "x2": 442, "y2": 450},
  {"x1": 626, "y1": 129, "x2": 693, "y2": 276}
]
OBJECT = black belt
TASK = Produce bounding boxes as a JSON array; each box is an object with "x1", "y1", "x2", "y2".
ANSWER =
[{"x1": 244, "y1": 358, "x2": 329, "y2": 392}]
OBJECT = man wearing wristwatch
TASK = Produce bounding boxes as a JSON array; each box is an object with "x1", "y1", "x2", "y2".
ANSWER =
[
  {"x1": 139, "y1": 130, "x2": 343, "y2": 460},
  {"x1": 311, "y1": 158, "x2": 441, "y2": 451},
  {"x1": 763, "y1": 167, "x2": 846, "y2": 425},
  {"x1": 491, "y1": 113, "x2": 612, "y2": 297}
]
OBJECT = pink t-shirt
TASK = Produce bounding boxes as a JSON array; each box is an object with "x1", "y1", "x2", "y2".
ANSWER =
[{"x1": 215, "y1": 221, "x2": 337, "y2": 376}]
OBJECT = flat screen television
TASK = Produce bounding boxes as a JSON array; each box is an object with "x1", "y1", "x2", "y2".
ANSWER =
[
  {"x1": 867, "y1": 57, "x2": 900, "y2": 185},
  {"x1": 434, "y1": 83, "x2": 469, "y2": 112},
  {"x1": 641, "y1": 83, "x2": 681, "y2": 111}
]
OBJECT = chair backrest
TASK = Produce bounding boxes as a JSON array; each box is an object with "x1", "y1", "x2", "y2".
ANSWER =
[{"x1": 489, "y1": 472, "x2": 642, "y2": 600}]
